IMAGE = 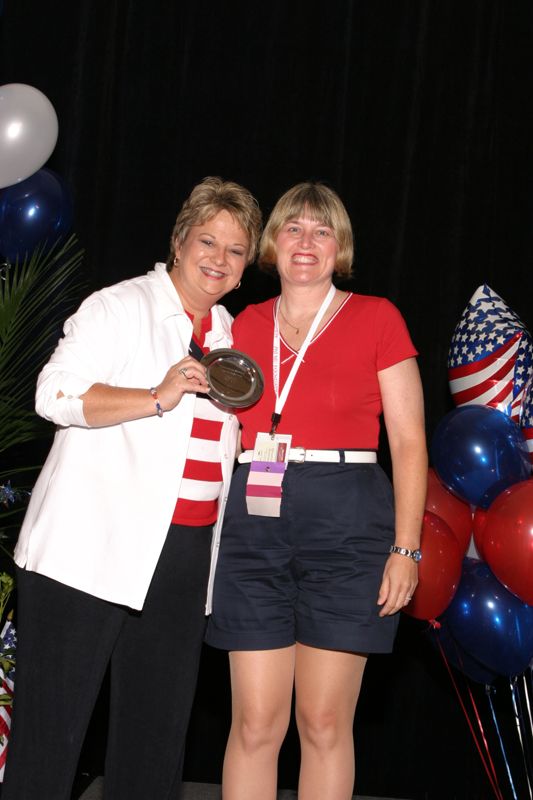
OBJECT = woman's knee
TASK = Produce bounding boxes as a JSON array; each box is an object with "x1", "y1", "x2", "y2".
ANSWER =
[
  {"x1": 231, "y1": 704, "x2": 291, "y2": 755},
  {"x1": 295, "y1": 704, "x2": 352, "y2": 752}
]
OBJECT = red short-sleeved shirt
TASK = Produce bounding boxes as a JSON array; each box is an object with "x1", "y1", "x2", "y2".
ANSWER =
[{"x1": 234, "y1": 293, "x2": 418, "y2": 451}]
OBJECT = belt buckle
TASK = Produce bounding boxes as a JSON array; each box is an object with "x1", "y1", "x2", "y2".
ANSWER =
[{"x1": 291, "y1": 447, "x2": 306, "y2": 463}]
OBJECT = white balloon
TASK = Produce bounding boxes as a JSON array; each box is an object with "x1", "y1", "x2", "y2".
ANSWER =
[{"x1": 0, "y1": 83, "x2": 59, "y2": 190}]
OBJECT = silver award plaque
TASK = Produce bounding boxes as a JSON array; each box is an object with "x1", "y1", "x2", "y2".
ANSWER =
[{"x1": 201, "y1": 348, "x2": 264, "y2": 408}]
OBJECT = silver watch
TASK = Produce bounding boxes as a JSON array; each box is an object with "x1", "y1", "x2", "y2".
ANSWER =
[{"x1": 389, "y1": 545, "x2": 422, "y2": 562}]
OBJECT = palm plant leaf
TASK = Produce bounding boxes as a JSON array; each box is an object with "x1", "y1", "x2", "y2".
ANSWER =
[
  {"x1": 0, "y1": 235, "x2": 86, "y2": 455},
  {"x1": 0, "y1": 235, "x2": 86, "y2": 542}
]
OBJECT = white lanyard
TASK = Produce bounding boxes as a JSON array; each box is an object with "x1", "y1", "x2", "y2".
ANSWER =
[{"x1": 270, "y1": 283, "x2": 336, "y2": 434}]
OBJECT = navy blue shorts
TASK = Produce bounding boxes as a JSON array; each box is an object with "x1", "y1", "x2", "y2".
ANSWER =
[{"x1": 205, "y1": 461, "x2": 399, "y2": 654}]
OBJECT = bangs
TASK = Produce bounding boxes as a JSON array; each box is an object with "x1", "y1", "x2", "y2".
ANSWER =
[{"x1": 280, "y1": 188, "x2": 335, "y2": 229}]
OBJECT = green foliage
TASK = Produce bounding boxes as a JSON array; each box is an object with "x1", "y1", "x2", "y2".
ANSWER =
[
  {"x1": 0, "y1": 572, "x2": 14, "y2": 622},
  {"x1": 0, "y1": 573, "x2": 15, "y2": 707},
  {"x1": 0, "y1": 235, "x2": 86, "y2": 543}
]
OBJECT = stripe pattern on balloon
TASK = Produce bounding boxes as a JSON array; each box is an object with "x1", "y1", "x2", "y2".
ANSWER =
[{"x1": 448, "y1": 284, "x2": 533, "y2": 421}]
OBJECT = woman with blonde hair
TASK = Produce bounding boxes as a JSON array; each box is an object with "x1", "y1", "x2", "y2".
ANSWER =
[
  {"x1": 4, "y1": 177, "x2": 262, "y2": 800},
  {"x1": 207, "y1": 181, "x2": 427, "y2": 799}
]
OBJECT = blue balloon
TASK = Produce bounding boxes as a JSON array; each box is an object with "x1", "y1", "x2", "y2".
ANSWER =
[
  {"x1": 431, "y1": 405, "x2": 531, "y2": 508},
  {"x1": 0, "y1": 168, "x2": 73, "y2": 262},
  {"x1": 443, "y1": 558, "x2": 533, "y2": 677},
  {"x1": 428, "y1": 618, "x2": 498, "y2": 685}
]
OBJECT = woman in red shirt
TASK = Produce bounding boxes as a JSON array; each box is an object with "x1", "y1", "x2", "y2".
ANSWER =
[{"x1": 206, "y1": 182, "x2": 428, "y2": 800}]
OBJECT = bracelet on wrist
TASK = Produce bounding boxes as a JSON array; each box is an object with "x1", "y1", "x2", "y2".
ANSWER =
[
  {"x1": 149, "y1": 387, "x2": 163, "y2": 418},
  {"x1": 389, "y1": 545, "x2": 422, "y2": 562}
]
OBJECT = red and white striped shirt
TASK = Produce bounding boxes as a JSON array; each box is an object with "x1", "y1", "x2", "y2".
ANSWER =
[{"x1": 172, "y1": 313, "x2": 223, "y2": 526}]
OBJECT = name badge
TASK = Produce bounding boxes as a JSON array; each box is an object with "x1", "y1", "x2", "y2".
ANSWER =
[{"x1": 245, "y1": 432, "x2": 292, "y2": 517}]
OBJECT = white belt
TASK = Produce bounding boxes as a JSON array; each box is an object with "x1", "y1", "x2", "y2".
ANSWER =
[{"x1": 238, "y1": 448, "x2": 377, "y2": 464}]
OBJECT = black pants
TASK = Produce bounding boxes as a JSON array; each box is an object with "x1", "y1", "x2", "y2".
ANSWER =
[{"x1": 2, "y1": 524, "x2": 212, "y2": 800}]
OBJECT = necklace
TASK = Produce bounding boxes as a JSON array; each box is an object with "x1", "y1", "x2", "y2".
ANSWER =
[{"x1": 278, "y1": 307, "x2": 302, "y2": 334}]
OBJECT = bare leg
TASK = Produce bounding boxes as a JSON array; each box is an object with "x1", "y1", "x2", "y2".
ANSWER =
[
  {"x1": 295, "y1": 643, "x2": 367, "y2": 800},
  {"x1": 222, "y1": 647, "x2": 295, "y2": 800}
]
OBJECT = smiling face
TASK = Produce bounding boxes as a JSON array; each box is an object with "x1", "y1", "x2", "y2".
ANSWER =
[
  {"x1": 171, "y1": 209, "x2": 249, "y2": 310},
  {"x1": 274, "y1": 215, "x2": 339, "y2": 289}
]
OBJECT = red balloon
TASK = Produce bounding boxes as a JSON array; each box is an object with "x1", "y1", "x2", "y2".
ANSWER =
[
  {"x1": 404, "y1": 510, "x2": 463, "y2": 620},
  {"x1": 472, "y1": 507, "x2": 488, "y2": 561},
  {"x1": 426, "y1": 468, "x2": 473, "y2": 554},
  {"x1": 483, "y1": 479, "x2": 533, "y2": 605}
]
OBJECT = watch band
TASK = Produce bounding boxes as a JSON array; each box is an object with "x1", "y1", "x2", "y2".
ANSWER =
[{"x1": 389, "y1": 545, "x2": 422, "y2": 562}]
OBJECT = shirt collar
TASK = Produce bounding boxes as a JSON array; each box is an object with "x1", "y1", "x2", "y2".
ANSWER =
[{"x1": 151, "y1": 262, "x2": 233, "y2": 347}]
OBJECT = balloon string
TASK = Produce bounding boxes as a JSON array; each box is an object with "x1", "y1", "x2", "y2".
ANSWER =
[
  {"x1": 429, "y1": 622, "x2": 505, "y2": 799},
  {"x1": 510, "y1": 677, "x2": 533, "y2": 799},
  {"x1": 526, "y1": 668, "x2": 533, "y2": 713},
  {"x1": 520, "y1": 673, "x2": 533, "y2": 797},
  {"x1": 520, "y1": 671, "x2": 533, "y2": 753},
  {"x1": 432, "y1": 627, "x2": 504, "y2": 800},
  {"x1": 486, "y1": 687, "x2": 519, "y2": 800},
  {"x1": 515, "y1": 677, "x2": 533, "y2": 792},
  {"x1": 525, "y1": 668, "x2": 533, "y2": 741},
  {"x1": 462, "y1": 669, "x2": 506, "y2": 800}
]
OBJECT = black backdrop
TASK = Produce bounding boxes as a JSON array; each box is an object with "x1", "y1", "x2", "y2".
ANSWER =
[{"x1": 1, "y1": 2, "x2": 533, "y2": 798}]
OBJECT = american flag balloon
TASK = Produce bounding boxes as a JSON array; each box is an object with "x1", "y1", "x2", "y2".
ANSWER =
[
  {"x1": 448, "y1": 285, "x2": 533, "y2": 422},
  {"x1": 520, "y1": 375, "x2": 533, "y2": 465}
]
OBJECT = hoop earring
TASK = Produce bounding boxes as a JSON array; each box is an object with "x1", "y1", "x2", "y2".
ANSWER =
[{"x1": 234, "y1": 281, "x2": 241, "y2": 290}]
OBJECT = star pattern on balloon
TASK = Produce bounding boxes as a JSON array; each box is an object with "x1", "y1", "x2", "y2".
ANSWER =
[
  {"x1": 448, "y1": 284, "x2": 533, "y2": 420},
  {"x1": 519, "y1": 374, "x2": 533, "y2": 464}
]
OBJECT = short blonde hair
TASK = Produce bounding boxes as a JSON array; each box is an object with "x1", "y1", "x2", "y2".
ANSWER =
[
  {"x1": 167, "y1": 177, "x2": 262, "y2": 270},
  {"x1": 258, "y1": 182, "x2": 354, "y2": 278}
]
